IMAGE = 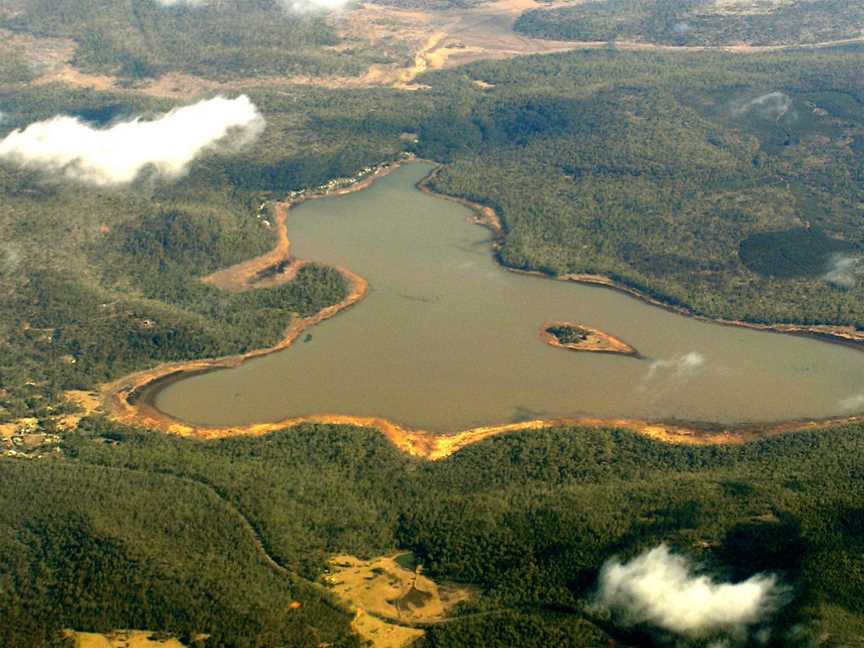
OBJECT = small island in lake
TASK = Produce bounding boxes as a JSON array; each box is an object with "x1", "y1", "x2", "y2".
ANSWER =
[{"x1": 542, "y1": 322, "x2": 639, "y2": 357}]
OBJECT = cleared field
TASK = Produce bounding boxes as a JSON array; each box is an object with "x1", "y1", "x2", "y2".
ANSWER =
[
  {"x1": 324, "y1": 552, "x2": 472, "y2": 646},
  {"x1": 66, "y1": 630, "x2": 187, "y2": 648}
]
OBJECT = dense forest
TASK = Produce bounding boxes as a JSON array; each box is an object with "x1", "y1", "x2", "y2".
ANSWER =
[
  {"x1": 0, "y1": 0, "x2": 394, "y2": 80},
  {"x1": 2, "y1": 45, "x2": 864, "y2": 423},
  {"x1": 422, "y1": 47, "x2": 864, "y2": 328},
  {"x1": 515, "y1": 0, "x2": 864, "y2": 47},
  {"x1": 0, "y1": 83, "x2": 406, "y2": 421},
  {"x1": 1, "y1": 4, "x2": 864, "y2": 646},
  {"x1": 4, "y1": 419, "x2": 864, "y2": 645}
]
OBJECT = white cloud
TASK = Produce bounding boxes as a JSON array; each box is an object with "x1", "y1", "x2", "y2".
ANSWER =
[
  {"x1": 154, "y1": 0, "x2": 352, "y2": 11},
  {"x1": 281, "y1": 0, "x2": 353, "y2": 11},
  {"x1": 839, "y1": 392, "x2": 864, "y2": 413},
  {"x1": 732, "y1": 92, "x2": 795, "y2": 121},
  {"x1": 646, "y1": 351, "x2": 706, "y2": 381},
  {"x1": 672, "y1": 21, "x2": 693, "y2": 36},
  {"x1": 0, "y1": 95, "x2": 263, "y2": 186},
  {"x1": 593, "y1": 545, "x2": 788, "y2": 638},
  {"x1": 824, "y1": 254, "x2": 864, "y2": 289}
]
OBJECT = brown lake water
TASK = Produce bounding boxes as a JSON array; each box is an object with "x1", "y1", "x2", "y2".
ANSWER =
[{"x1": 152, "y1": 163, "x2": 864, "y2": 432}]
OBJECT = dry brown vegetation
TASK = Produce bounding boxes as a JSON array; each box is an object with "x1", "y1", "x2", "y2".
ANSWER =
[
  {"x1": 66, "y1": 630, "x2": 187, "y2": 648},
  {"x1": 7, "y1": 0, "x2": 862, "y2": 98},
  {"x1": 0, "y1": 27, "x2": 77, "y2": 74},
  {"x1": 0, "y1": 391, "x2": 98, "y2": 443},
  {"x1": 350, "y1": 612, "x2": 424, "y2": 648},
  {"x1": 5, "y1": 0, "x2": 583, "y2": 95},
  {"x1": 342, "y1": 0, "x2": 587, "y2": 88},
  {"x1": 325, "y1": 553, "x2": 472, "y2": 647},
  {"x1": 102, "y1": 164, "x2": 864, "y2": 460},
  {"x1": 55, "y1": 390, "x2": 103, "y2": 431}
]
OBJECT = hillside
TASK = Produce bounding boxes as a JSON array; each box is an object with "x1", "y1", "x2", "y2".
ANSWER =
[
  {"x1": 3, "y1": 45, "x2": 863, "y2": 424},
  {"x1": 4, "y1": 420, "x2": 864, "y2": 646},
  {"x1": 1, "y1": 2, "x2": 863, "y2": 646},
  {"x1": 515, "y1": 0, "x2": 864, "y2": 47}
]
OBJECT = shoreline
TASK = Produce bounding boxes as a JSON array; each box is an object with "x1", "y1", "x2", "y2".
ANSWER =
[
  {"x1": 418, "y1": 171, "x2": 864, "y2": 353},
  {"x1": 540, "y1": 321, "x2": 640, "y2": 357},
  {"x1": 559, "y1": 272, "x2": 864, "y2": 351},
  {"x1": 105, "y1": 402, "x2": 864, "y2": 461},
  {"x1": 102, "y1": 160, "x2": 864, "y2": 458},
  {"x1": 100, "y1": 159, "x2": 415, "y2": 428}
]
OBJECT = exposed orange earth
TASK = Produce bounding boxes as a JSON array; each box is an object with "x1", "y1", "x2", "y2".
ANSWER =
[
  {"x1": 101, "y1": 163, "x2": 864, "y2": 460},
  {"x1": 65, "y1": 630, "x2": 189, "y2": 648},
  {"x1": 6, "y1": 0, "x2": 864, "y2": 99},
  {"x1": 542, "y1": 321, "x2": 639, "y2": 356}
]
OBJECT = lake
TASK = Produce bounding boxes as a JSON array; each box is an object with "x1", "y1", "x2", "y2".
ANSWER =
[{"x1": 150, "y1": 162, "x2": 864, "y2": 432}]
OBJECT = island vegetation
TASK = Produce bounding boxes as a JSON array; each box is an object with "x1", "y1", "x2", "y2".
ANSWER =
[
  {"x1": 542, "y1": 322, "x2": 638, "y2": 355},
  {"x1": 423, "y1": 47, "x2": 864, "y2": 330},
  {"x1": 2, "y1": 1, "x2": 864, "y2": 645},
  {"x1": 6, "y1": 42, "x2": 864, "y2": 425}
]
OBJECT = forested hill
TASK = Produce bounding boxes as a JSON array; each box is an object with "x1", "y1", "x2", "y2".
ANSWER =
[
  {"x1": 2, "y1": 45, "x2": 863, "y2": 425},
  {"x1": 0, "y1": 5, "x2": 863, "y2": 648},
  {"x1": 423, "y1": 47, "x2": 864, "y2": 328},
  {"x1": 4, "y1": 419, "x2": 864, "y2": 646},
  {"x1": 0, "y1": 0, "x2": 362, "y2": 80},
  {"x1": 514, "y1": 0, "x2": 864, "y2": 47}
]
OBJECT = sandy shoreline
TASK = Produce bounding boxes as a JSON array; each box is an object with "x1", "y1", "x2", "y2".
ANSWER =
[
  {"x1": 104, "y1": 400, "x2": 864, "y2": 461},
  {"x1": 102, "y1": 160, "x2": 864, "y2": 458},
  {"x1": 419, "y1": 168, "x2": 864, "y2": 350},
  {"x1": 418, "y1": 171, "x2": 864, "y2": 353},
  {"x1": 541, "y1": 321, "x2": 639, "y2": 357},
  {"x1": 100, "y1": 161, "x2": 406, "y2": 431}
]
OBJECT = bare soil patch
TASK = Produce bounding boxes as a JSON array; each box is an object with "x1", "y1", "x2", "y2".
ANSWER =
[
  {"x1": 66, "y1": 630, "x2": 188, "y2": 648},
  {"x1": 350, "y1": 611, "x2": 424, "y2": 648},
  {"x1": 327, "y1": 553, "x2": 471, "y2": 623},
  {"x1": 8, "y1": 0, "x2": 863, "y2": 97},
  {"x1": 103, "y1": 163, "x2": 864, "y2": 460},
  {"x1": 344, "y1": 0, "x2": 587, "y2": 87},
  {"x1": 325, "y1": 553, "x2": 472, "y2": 647},
  {"x1": 542, "y1": 321, "x2": 639, "y2": 356},
  {"x1": 56, "y1": 390, "x2": 103, "y2": 431},
  {"x1": 0, "y1": 27, "x2": 77, "y2": 75},
  {"x1": 710, "y1": 0, "x2": 796, "y2": 16}
]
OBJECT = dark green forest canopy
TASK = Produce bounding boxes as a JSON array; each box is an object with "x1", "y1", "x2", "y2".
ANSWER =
[
  {"x1": 0, "y1": 0, "x2": 378, "y2": 80},
  {"x1": 0, "y1": 83, "x2": 419, "y2": 422},
  {"x1": 421, "y1": 46, "x2": 864, "y2": 327},
  {"x1": 2, "y1": 45, "x2": 864, "y2": 424},
  {"x1": 4, "y1": 419, "x2": 864, "y2": 646},
  {"x1": 545, "y1": 324, "x2": 589, "y2": 344},
  {"x1": 514, "y1": 0, "x2": 864, "y2": 47},
  {"x1": 1, "y1": 6, "x2": 864, "y2": 648},
  {"x1": 739, "y1": 227, "x2": 856, "y2": 279}
]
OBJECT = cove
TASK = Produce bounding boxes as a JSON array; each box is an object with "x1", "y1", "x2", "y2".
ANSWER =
[{"x1": 149, "y1": 162, "x2": 864, "y2": 433}]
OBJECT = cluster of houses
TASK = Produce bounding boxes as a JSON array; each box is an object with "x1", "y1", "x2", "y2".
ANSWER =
[
  {"x1": 256, "y1": 152, "x2": 418, "y2": 220},
  {"x1": 1, "y1": 430, "x2": 61, "y2": 459},
  {"x1": 255, "y1": 163, "x2": 388, "y2": 226},
  {"x1": 1, "y1": 418, "x2": 61, "y2": 459}
]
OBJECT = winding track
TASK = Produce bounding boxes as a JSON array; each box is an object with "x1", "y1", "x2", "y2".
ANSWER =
[
  {"x1": 0, "y1": 456, "x2": 636, "y2": 643},
  {"x1": 16, "y1": 456, "x2": 504, "y2": 633}
]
